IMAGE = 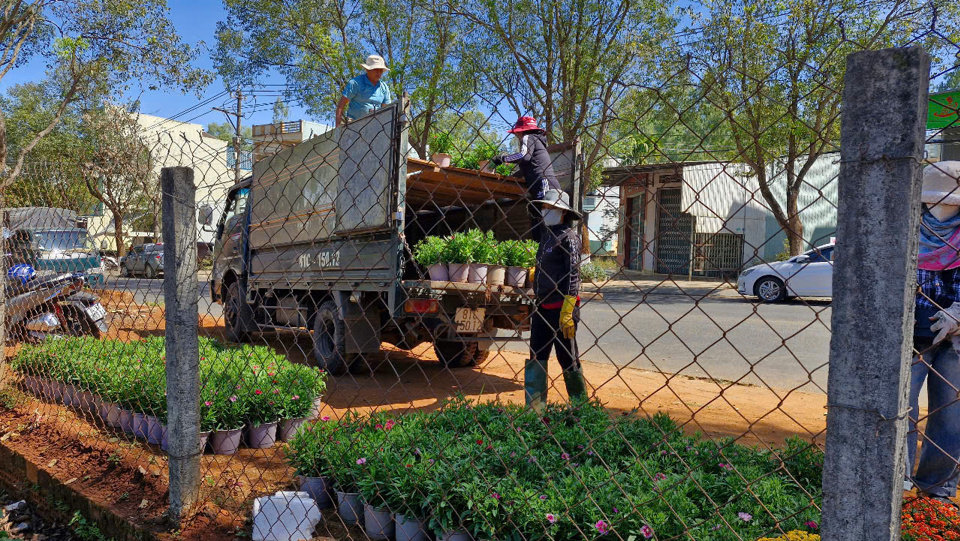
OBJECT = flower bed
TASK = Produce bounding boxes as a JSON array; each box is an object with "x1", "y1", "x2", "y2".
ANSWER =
[
  {"x1": 902, "y1": 496, "x2": 960, "y2": 541},
  {"x1": 12, "y1": 337, "x2": 326, "y2": 451},
  {"x1": 288, "y1": 398, "x2": 823, "y2": 539}
]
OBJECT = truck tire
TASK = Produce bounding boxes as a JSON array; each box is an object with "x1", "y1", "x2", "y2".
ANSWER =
[
  {"x1": 312, "y1": 301, "x2": 349, "y2": 376},
  {"x1": 434, "y1": 340, "x2": 490, "y2": 368},
  {"x1": 224, "y1": 281, "x2": 252, "y2": 343}
]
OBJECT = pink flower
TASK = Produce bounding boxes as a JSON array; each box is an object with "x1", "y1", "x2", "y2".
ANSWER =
[
  {"x1": 204, "y1": 401, "x2": 212, "y2": 407},
  {"x1": 654, "y1": 473, "x2": 666, "y2": 481},
  {"x1": 738, "y1": 512, "x2": 752, "y2": 522},
  {"x1": 491, "y1": 492, "x2": 500, "y2": 500},
  {"x1": 546, "y1": 514, "x2": 557, "y2": 524},
  {"x1": 539, "y1": 495, "x2": 548, "y2": 501},
  {"x1": 292, "y1": 395, "x2": 300, "y2": 401},
  {"x1": 255, "y1": 389, "x2": 263, "y2": 395},
  {"x1": 561, "y1": 452, "x2": 571, "y2": 460},
  {"x1": 356, "y1": 458, "x2": 367, "y2": 465},
  {"x1": 640, "y1": 524, "x2": 654, "y2": 539},
  {"x1": 321, "y1": 416, "x2": 330, "y2": 421},
  {"x1": 272, "y1": 389, "x2": 279, "y2": 394},
  {"x1": 595, "y1": 520, "x2": 609, "y2": 535},
  {"x1": 229, "y1": 396, "x2": 238, "y2": 402},
  {"x1": 805, "y1": 521, "x2": 819, "y2": 530}
]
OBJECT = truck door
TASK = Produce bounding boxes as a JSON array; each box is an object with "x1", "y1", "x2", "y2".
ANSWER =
[{"x1": 214, "y1": 188, "x2": 251, "y2": 279}]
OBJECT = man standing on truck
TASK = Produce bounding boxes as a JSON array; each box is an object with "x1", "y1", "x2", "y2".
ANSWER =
[
  {"x1": 491, "y1": 116, "x2": 562, "y2": 240},
  {"x1": 525, "y1": 189, "x2": 588, "y2": 411},
  {"x1": 336, "y1": 55, "x2": 393, "y2": 127}
]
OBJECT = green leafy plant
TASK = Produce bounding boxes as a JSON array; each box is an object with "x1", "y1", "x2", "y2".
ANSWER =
[
  {"x1": 430, "y1": 132, "x2": 453, "y2": 155},
  {"x1": 413, "y1": 236, "x2": 448, "y2": 267},
  {"x1": 468, "y1": 229, "x2": 497, "y2": 265},
  {"x1": 580, "y1": 261, "x2": 609, "y2": 283},
  {"x1": 444, "y1": 232, "x2": 474, "y2": 264}
]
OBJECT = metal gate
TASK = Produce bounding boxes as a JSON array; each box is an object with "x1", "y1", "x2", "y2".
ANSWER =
[
  {"x1": 656, "y1": 188, "x2": 694, "y2": 274},
  {"x1": 627, "y1": 194, "x2": 644, "y2": 270}
]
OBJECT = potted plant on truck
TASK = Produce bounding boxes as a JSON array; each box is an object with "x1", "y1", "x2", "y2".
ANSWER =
[
  {"x1": 502, "y1": 240, "x2": 538, "y2": 287},
  {"x1": 444, "y1": 233, "x2": 473, "y2": 283},
  {"x1": 467, "y1": 230, "x2": 495, "y2": 285},
  {"x1": 414, "y1": 236, "x2": 449, "y2": 282},
  {"x1": 430, "y1": 133, "x2": 454, "y2": 167}
]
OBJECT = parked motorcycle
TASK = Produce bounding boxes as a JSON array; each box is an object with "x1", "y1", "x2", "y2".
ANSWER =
[{"x1": 5, "y1": 264, "x2": 109, "y2": 342}]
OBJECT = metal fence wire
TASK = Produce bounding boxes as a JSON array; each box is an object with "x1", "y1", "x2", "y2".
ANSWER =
[{"x1": 0, "y1": 6, "x2": 958, "y2": 541}]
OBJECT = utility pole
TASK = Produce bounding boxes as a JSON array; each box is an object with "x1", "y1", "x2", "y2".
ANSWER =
[{"x1": 213, "y1": 89, "x2": 243, "y2": 183}]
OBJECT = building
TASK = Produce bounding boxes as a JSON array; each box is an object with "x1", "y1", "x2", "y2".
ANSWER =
[
  {"x1": 84, "y1": 112, "x2": 250, "y2": 252},
  {"x1": 252, "y1": 120, "x2": 333, "y2": 164}
]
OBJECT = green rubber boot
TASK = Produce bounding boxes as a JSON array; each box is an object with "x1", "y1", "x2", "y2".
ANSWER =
[
  {"x1": 524, "y1": 358, "x2": 548, "y2": 413},
  {"x1": 563, "y1": 368, "x2": 588, "y2": 401}
]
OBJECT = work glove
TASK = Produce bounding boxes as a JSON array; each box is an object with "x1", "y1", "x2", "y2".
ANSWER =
[
  {"x1": 490, "y1": 155, "x2": 504, "y2": 166},
  {"x1": 528, "y1": 266, "x2": 536, "y2": 287},
  {"x1": 930, "y1": 303, "x2": 960, "y2": 344},
  {"x1": 560, "y1": 295, "x2": 578, "y2": 340}
]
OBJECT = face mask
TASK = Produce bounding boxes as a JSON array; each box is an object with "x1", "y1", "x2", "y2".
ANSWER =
[
  {"x1": 542, "y1": 208, "x2": 564, "y2": 226},
  {"x1": 927, "y1": 203, "x2": 960, "y2": 222}
]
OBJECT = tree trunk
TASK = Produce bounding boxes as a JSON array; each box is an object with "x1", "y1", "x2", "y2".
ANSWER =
[
  {"x1": 114, "y1": 214, "x2": 126, "y2": 258},
  {"x1": 786, "y1": 188, "x2": 805, "y2": 256}
]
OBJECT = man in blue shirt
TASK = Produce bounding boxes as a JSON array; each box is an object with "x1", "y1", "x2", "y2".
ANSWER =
[{"x1": 336, "y1": 55, "x2": 393, "y2": 126}]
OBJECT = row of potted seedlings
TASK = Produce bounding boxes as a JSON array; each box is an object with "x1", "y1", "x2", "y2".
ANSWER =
[
  {"x1": 12, "y1": 336, "x2": 327, "y2": 455},
  {"x1": 413, "y1": 230, "x2": 538, "y2": 287},
  {"x1": 286, "y1": 398, "x2": 824, "y2": 541}
]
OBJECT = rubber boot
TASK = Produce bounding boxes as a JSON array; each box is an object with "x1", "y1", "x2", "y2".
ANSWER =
[
  {"x1": 524, "y1": 358, "x2": 548, "y2": 413},
  {"x1": 562, "y1": 367, "x2": 587, "y2": 401}
]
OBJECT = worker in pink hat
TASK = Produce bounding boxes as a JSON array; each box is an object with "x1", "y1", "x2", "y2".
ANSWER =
[{"x1": 491, "y1": 116, "x2": 564, "y2": 239}]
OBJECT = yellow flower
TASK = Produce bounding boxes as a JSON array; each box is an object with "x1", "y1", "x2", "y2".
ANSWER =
[{"x1": 756, "y1": 531, "x2": 821, "y2": 541}]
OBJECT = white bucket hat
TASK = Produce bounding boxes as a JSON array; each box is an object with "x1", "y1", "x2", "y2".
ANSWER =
[
  {"x1": 922, "y1": 161, "x2": 960, "y2": 206},
  {"x1": 361, "y1": 54, "x2": 389, "y2": 71},
  {"x1": 531, "y1": 189, "x2": 582, "y2": 219}
]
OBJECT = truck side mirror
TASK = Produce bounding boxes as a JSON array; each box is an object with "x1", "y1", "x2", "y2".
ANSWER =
[
  {"x1": 100, "y1": 240, "x2": 108, "y2": 250},
  {"x1": 199, "y1": 204, "x2": 214, "y2": 227}
]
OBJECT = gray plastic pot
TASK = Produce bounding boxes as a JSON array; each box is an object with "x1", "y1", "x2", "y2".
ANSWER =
[
  {"x1": 211, "y1": 428, "x2": 243, "y2": 455},
  {"x1": 364, "y1": 504, "x2": 395, "y2": 540},
  {"x1": 395, "y1": 513, "x2": 429, "y2": 541},
  {"x1": 133, "y1": 413, "x2": 149, "y2": 439},
  {"x1": 146, "y1": 416, "x2": 164, "y2": 445},
  {"x1": 448, "y1": 263, "x2": 469, "y2": 283},
  {"x1": 98, "y1": 400, "x2": 112, "y2": 424},
  {"x1": 336, "y1": 491, "x2": 364, "y2": 525},
  {"x1": 278, "y1": 418, "x2": 307, "y2": 442},
  {"x1": 298, "y1": 476, "x2": 333, "y2": 509},
  {"x1": 246, "y1": 422, "x2": 277, "y2": 448},
  {"x1": 505, "y1": 266, "x2": 527, "y2": 287},
  {"x1": 439, "y1": 530, "x2": 473, "y2": 541},
  {"x1": 467, "y1": 263, "x2": 488, "y2": 284},
  {"x1": 427, "y1": 263, "x2": 449, "y2": 281},
  {"x1": 486, "y1": 265, "x2": 506, "y2": 286},
  {"x1": 118, "y1": 409, "x2": 134, "y2": 433},
  {"x1": 62, "y1": 384, "x2": 77, "y2": 407},
  {"x1": 106, "y1": 404, "x2": 122, "y2": 428},
  {"x1": 75, "y1": 390, "x2": 95, "y2": 412}
]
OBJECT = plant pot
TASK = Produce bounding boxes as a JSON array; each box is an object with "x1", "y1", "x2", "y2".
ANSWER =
[
  {"x1": 133, "y1": 413, "x2": 150, "y2": 439},
  {"x1": 447, "y1": 263, "x2": 469, "y2": 283},
  {"x1": 487, "y1": 265, "x2": 506, "y2": 286},
  {"x1": 336, "y1": 491, "x2": 364, "y2": 525},
  {"x1": 106, "y1": 403, "x2": 122, "y2": 428},
  {"x1": 22, "y1": 376, "x2": 41, "y2": 395},
  {"x1": 395, "y1": 513, "x2": 429, "y2": 541},
  {"x1": 62, "y1": 384, "x2": 77, "y2": 407},
  {"x1": 298, "y1": 476, "x2": 334, "y2": 509},
  {"x1": 147, "y1": 416, "x2": 164, "y2": 445},
  {"x1": 246, "y1": 421, "x2": 278, "y2": 449},
  {"x1": 364, "y1": 504, "x2": 395, "y2": 540},
  {"x1": 307, "y1": 396, "x2": 323, "y2": 420},
  {"x1": 427, "y1": 263, "x2": 449, "y2": 282},
  {"x1": 76, "y1": 391, "x2": 95, "y2": 412},
  {"x1": 506, "y1": 266, "x2": 527, "y2": 287},
  {"x1": 118, "y1": 409, "x2": 134, "y2": 434},
  {"x1": 98, "y1": 400, "x2": 112, "y2": 423},
  {"x1": 211, "y1": 428, "x2": 243, "y2": 455},
  {"x1": 200, "y1": 431, "x2": 209, "y2": 453},
  {"x1": 440, "y1": 529, "x2": 473, "y2": 541},
  {"x1": 478, "y1": 160, "x2": 493, "y2": 173},
  {"x1": 279, "y1": 418, "x2": 307, "y2": 442},
  {"x1": 432, "y1": 153, "x2": 452, "y2": 168},
  {"x1": 467, "y1": 264, "x2": 488, "y2": 284}
]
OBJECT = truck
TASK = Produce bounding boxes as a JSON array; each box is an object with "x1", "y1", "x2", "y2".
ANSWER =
[
  {"x1": 3, "y1": 207, "x2": 106, "y2": 288},
  {"x1": 207, "y1": 100, "x2": 582, "y2": 374}
]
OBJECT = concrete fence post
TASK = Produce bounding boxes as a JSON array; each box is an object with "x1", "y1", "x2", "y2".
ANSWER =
[
  {"x1": 821, "y1": 46, "x2": 930, "y2": 540},
  {"x1": 161, "y1": 167, "x2": 201, "y2": 524}
]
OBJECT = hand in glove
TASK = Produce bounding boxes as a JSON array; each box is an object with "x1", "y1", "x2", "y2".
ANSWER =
[
  {"x1": 560, "y1": 295, "x2": 578, "y2": 340},
  {"x1": 528, "y1": 266, "x2": 536, "y2": 286},
  {"x1": 930, "y1": 303, "x2": 960, "y2": 344},
  {"x1": 490, "y1": 155, "x2": 504, "y2": 166}
]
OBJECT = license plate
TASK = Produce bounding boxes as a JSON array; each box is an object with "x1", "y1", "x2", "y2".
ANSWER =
[
  {"x1": 85, "y1": 303, "x2": 107, "y2": 321},
  {"x1": 454, "y1": 307, "x2": 485, "y2": 334}
]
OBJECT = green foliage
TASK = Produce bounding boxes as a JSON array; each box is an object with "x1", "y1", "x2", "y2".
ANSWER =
[
  {"x1": 580, "y1": 261, "x2": 609, "y2": 283},
  {"x1": 444, "y1": 232, "x2": 475, "y2": 265},
  {"x1": 498, "y1": 239, "x2": 539, "y2": 268},
  {"x1": 287, "y1": 398, "x2": 824, "y2": 539},
  {"x1": 205, "y1": 122, "x2": 253, "y2": 150},
  {"x1": 468, "y1": 230, "x2": 497, "y2": 265},
  {"x1": 453, "y1": 141, "x2": 503, "y2": 171},
  {"x1": 12, "y1": 337, "x2": 327, "y2": 431},
  {"x1": 429, "y1": 132, "x2": 453, "y2": 155},
  {"x1": 69, "y1": 511, "x2": 112, "y2": 541},
  {"x1": 413, "y1": 236, "x2": 448, "y2": 266}
]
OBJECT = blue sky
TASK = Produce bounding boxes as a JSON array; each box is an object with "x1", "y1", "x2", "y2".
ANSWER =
[{"x1": 0, "y1": 0, "x2": 313, "y2": 132}]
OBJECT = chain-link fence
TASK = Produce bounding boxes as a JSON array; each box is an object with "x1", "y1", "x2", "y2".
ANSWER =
[{"x1": 0, "y1": 5, "x2": 958, "y2": 541}]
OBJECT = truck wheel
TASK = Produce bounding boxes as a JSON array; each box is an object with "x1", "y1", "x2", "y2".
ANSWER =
[
  {"x1": 434, "y1": 340, "x2": 489, "y2": 368},
  {"x1": 224, "y1": 281, "x2": 252, "y2": 343},
  {"x1": 145, "y1": 265, "x2": 157, "y2": 279},
  {"x1": 312, "y1": 301, "x2": 349, "y2": 376}
]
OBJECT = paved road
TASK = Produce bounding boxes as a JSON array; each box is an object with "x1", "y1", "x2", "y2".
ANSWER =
[{"x1": 103, "y1": 276, "x2": 831, "y2": 393}]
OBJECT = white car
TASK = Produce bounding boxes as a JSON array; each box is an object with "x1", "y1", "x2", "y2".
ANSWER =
[{"x1": 738, "y1": 243, "x2": 835, "y2": 302}]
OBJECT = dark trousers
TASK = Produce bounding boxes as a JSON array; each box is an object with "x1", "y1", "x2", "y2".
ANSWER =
[
  {"x1": 527, "y1": 202, "x2": 543, "y2": 241},
  {"x1": 530, "y1": 307, "x2": 580, "y2": 371}
]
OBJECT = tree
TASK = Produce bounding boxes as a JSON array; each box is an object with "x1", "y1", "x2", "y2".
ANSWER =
[
  {"x1": 214, "y1": 0, "x2": 475, "y2": 157},
  {"x1": 0, "y1": 0, "x2": 210, "y2": 190},
  {"x1": 206, "y1": 122, "x2": 252, "y2": 150},
  {"x1": 272, "y1": 96, "x2": 289, "y2": 124},
  {"x1": 78, "y1": 106, "x2": 156, "y2": 258},
  {"x1": 696, "y1": 0, "x2": 959, "y2": 255}
]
